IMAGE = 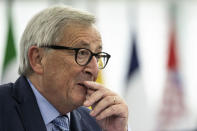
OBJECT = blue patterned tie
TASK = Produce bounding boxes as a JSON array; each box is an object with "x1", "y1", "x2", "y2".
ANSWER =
[{"x1": 52, "y1": 115, "x2": 69, "y2": 131}]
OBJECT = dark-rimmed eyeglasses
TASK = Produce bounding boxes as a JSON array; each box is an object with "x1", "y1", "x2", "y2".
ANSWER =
[{"x1": 40, "y1": 45, "x2": 111, "y2": 69}]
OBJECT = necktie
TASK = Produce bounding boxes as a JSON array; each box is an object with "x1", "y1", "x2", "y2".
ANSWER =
[{"x1": 52, "y1": 115, "x2": 69, "y2": 131}]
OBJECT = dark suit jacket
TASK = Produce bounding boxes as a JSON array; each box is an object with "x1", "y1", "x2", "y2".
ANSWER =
[{"x1": 0, "y1": 76, "x2": 102, "y2": 131}]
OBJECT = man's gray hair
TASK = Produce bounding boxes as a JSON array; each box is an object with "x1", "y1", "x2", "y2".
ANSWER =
[{"x1": 18, "y1": 5, "x2": 96, "y2": 76}]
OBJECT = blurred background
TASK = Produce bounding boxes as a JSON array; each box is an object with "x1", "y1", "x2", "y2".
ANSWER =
[{"x1": 1, "y1": 0, "x2": 197, "y2": 130}]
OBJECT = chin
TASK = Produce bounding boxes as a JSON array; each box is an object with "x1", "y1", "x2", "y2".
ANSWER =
[
  {"x1": 71, "y1": 100, "x2": 84, "y2": 110},
  {"x1": 71, "y1": 93, "x2": 86, "y2": 107},
  {"x1": 76, "y1": 95, "x2": 86, "y2": 105}
]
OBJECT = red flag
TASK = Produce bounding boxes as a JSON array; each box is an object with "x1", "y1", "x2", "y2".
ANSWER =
[{"x1": 157, "y1": 21, "x2": 186, "y2": 131}]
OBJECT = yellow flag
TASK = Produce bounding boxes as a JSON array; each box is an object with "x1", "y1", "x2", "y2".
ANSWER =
[{"x1": 96, "y1": 70, "x2": 104, "y2": 84}]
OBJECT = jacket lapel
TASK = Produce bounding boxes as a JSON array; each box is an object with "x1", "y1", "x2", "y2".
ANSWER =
[
  {"x1": 70, "y1": 107, "x2": 102, "y2": 131},
  {"x1": 70, "y1": 109, "x2": 83, "y2": 131},
  {"x1": 11, "y1": 76, "x2": 46, "y2": 131}
]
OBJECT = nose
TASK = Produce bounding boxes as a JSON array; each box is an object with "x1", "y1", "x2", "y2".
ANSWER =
[{"x1": 84, "y1": 56, "x2": 99, "y2": 81}]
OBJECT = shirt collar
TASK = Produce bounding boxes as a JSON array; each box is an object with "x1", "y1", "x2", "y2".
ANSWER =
[{"x1": 27, "y1": 78, "x2": 70, "y2": 125}]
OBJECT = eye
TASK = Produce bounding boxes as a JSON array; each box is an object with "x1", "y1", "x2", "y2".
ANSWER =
[
  {"x1": 79, "y1": 50, "x2": 88, "y2": 55},
  {"x1": 78, "y1": 49, "x2": 90, "y2": 58}
]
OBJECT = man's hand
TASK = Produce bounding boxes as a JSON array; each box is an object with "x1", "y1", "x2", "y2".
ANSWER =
[{"x1": 83, "y1": 81, "x2": 128, "y2": 131}]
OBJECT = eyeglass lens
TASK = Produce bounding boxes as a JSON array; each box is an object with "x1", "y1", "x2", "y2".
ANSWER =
[{"x1": 76, "y1": 49, "x2": 107, "y2": 69}]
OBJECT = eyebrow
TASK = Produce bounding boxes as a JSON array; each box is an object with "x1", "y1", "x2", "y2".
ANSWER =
[{"x1": 76, "y1": 42, "x2": 103, "y2": 50}]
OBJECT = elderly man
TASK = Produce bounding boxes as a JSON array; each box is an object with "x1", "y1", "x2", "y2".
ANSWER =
[{"x1": 0, "y1": 5, "x2": 128, "y2": 131}]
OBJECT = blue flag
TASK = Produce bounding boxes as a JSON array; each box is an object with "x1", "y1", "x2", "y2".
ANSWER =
[{"x1": 127, "y1": 33, "x2": 139, "y2": 85}]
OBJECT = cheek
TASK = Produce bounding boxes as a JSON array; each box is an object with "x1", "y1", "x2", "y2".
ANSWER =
[
  {"x1": 42, "y1": 55, "x2": 73, "y2": 94},
  {"x1": 45, "y1": 54, "x2": 87, "y2": 104},
  {"x1": 45, "y1": 55, "x2": 74, "y2": 82}
]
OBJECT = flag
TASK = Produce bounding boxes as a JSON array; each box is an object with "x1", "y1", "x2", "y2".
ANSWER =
[
  {"x1": 1, "y1": 1, "x2": 17, "y2": 83},
  {"x1": 156, "y1": 7, "x2": 186, "y2": 130},
  {"x1": 125, "y1": 33, "x2": 149, "y2": 131},
  {"x1": 126, "y1": 33, "x2": 139, "y2": 85},
  {"x1": 96, "y1": 70, "x2": 104, "y2": 84}
]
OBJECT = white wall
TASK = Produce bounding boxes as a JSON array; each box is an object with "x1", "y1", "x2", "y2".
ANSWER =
[{"x1": 0, "y1": 0, "x2": 197, "y2": 130}]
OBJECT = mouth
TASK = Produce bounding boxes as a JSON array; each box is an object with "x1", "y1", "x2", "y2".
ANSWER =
[
  {"x1": 77, "y1": 83, "x2": 88, "y2": 89},
  {"x1": 77, "y1": 83, "x2": 88, "y2": 96}
]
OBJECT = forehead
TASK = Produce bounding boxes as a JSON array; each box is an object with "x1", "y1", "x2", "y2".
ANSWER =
[{"x1": 59, "y1": 24, "x2": 102, "y2": 50}]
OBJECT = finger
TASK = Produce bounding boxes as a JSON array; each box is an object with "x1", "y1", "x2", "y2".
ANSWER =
[
  {"x1": 86, "y1": 88, "x2": 95, "y2": 100},
  {"x1": 85, "y1": 89, "x2": 97, "y2": 104},
  {"x1": 90, "y1": 96, "x2": 121, "y2": 117},
  {"x1": 83, "y1": 81, "x2": 102, "y2": 90},
  {"x1": 84, "y1": 87, "x2": 116, "y2": 107},
  {"x1": 87, "y1": 88, "x2": 95, "y2": 95},
  {"x1": 84, "y1": 88, "x2": 106, "y2": 107},
  {"x1": 84, "y1": 84, "x2": 100, "y2": 103},
  {"x1": 95, "y1": 104, "x2": 127, "y2": 120}
]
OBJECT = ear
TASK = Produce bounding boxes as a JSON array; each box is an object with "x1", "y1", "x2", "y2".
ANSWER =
[{"x1": 28, "y1": 46, "x2": 45, "y2": 75}]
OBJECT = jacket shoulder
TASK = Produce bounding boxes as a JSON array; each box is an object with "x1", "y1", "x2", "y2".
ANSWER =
[{"x1": 0, "y1": 83, "x2": 14, "y2": 101}]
